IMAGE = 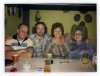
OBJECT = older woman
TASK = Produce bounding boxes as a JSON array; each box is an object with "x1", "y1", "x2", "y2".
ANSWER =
[
  {"x1": 45, "y1": 22, "x2": 70, "y2": 58},
  {"x1": 70, "y1": 27, "x2": 96, "y2": 59}
]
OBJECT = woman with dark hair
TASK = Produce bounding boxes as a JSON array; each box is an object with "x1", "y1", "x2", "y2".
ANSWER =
[
  {"x1": 45, "y1": 22, "x2": 70, "y2": 58},
  {"x1": 70, "y1": 27, "x2": 96, "y2": 60}
]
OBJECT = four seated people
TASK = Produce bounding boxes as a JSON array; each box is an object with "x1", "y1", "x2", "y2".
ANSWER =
[{"x1": 5, "y1": 22, "x2": 96, "y2": 61}]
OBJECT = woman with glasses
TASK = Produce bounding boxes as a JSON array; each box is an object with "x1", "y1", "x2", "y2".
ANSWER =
[{"x1": 70, "y1": 27, "x2": 96, "y2": 60}]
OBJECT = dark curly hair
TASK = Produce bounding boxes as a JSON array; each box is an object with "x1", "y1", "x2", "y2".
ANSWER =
[
  {"x1": 32, "y1": 22, "x2": 47, "y2": 34},
  {"x1": 51, "y1": 22, "x2": 64, "y2": 37}
]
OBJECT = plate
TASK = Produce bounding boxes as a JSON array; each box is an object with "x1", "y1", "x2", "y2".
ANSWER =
[
  {"x1": 74, "y1": 14, "x2": 80, "y2": 21},
  {"x1": 84, "y1": 14, "x2": 92, "y2": 23}
]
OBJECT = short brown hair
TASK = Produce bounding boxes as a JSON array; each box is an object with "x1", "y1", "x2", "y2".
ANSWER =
[{"x1": 18, "y1": 23, "x2": 28, "y2": 29}]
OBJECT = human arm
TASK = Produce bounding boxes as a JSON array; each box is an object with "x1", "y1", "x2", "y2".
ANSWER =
[{"x1": 5, "y1": 35, "x2": 13, "y2": 40}]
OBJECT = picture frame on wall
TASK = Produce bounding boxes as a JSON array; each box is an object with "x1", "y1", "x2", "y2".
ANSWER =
[
  {"x1": 7, "y1": 6, "x2": 21, "y2": 18},
  {"x1": 7, "y1": 6, "x2": 13, "y2": 16}
]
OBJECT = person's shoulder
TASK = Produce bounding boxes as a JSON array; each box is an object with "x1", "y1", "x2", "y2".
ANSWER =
[
  {"x1": 6, "y1": 35, "x2": 17, "y2": 41},
  {"x1": 5, "y1": 38, "x2": 16, "y2": 45},
  {"x1": 30, "y1": 34, "x2": 36, "y2": 38},
  {"x1": 44, "y1": 34, "x2": 51, "y2": 38},
  {"x1": 51, "y1": 38, "x2": 56, "y2": 44},
  {"x1": 30, "y1": 34, "x2": 36, "y2": 37},
  {"x1": 24, "y1": 37, "x2": 33, "y2": 44},
  {"x1": 47, "y1": 39, "x2": 54, "y2": 46},
  {"x1": 27, "y1": 37, "x2": 33, "y2": 41},
  {"x1": 70, "y1": 40, "x2": 76, "y2": 45},
  {"x1": 7, "y1": 34, "x2": 18, "y2": 42},
  {"x1": 80, "y1": 40, "x2": 87, "y2": 45}
]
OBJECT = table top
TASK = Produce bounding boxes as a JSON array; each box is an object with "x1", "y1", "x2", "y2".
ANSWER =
[{"x1": 5, "y1": 57, "x2": 95, "y2": 72}]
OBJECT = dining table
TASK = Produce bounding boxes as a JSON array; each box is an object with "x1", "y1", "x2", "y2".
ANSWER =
[{"x1": 5, "y1": 57, "x2": 96, "y2": 72}]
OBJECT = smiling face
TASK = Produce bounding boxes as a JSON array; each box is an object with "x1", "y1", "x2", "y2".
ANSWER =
[
  {"x1": 36, "y1": 24, "x2": 45, "y2": 37},
  {"x1": 54, "y1": 27, "x2": 62, "y2": 38},
  {"x1": 74, "y1": 30, "x2": 83, "y2": 42},
  {"x1": 17, "y1": 25, "x2": 28, "y2": 40}
]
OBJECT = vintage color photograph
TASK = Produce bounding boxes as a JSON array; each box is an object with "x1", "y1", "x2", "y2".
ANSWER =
[{"x1": 5, "y1": 4, "x2": 97, "y2": 72}]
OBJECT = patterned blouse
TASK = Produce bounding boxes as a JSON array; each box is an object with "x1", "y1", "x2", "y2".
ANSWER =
[
  {"x1": 70, "y1": 40, "x2": 96, "y2": 59},
  {"x1": 45, "y1": 38, "x2": 70, "y2": 58}
]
